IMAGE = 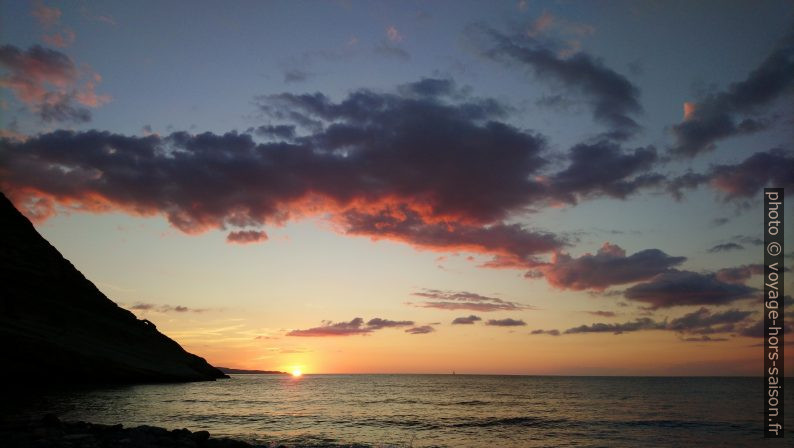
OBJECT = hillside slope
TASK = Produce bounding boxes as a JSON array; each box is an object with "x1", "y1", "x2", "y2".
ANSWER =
[{"x1": 0, "y1": 193, "x2": 228, "y2": 384}]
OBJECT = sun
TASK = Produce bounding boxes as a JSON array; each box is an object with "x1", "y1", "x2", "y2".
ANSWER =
[{"x1": 291, "y1": 368, "x2": 302, "y2": 377}]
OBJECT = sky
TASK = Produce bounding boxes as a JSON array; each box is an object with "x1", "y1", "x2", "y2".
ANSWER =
[{"x1": 1, "y1": 0, "x2": 793, "y2": 375}]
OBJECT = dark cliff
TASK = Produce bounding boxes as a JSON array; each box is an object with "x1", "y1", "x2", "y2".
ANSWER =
[{"x1": 0, "y1": 193, "x2": 228, "y2": 384}]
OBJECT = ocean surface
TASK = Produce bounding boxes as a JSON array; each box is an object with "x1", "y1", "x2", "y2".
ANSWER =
[{"x1": 4, "y1": 375, "x2": 793, "y2": 447}]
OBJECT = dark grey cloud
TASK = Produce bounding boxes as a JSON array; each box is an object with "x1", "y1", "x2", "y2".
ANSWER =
[
  {"x1": 669, "y1": 32, "x2": 794, "y2": 156},
  {"x1": 587, "y1": 310, "x2": 617, "y2": 317},
  {"x1": 1, "y1": 77, "x2": 683, "y2": 267},
  {"x1": 284, "y1": 69, "x2": 312, "y2": 83},
  {"x1": 711, "y1": 217, "x2": 730, "y2": 227},
  {"x1": 707, "y1": 242, "x2": 744, "y2": 253},
  {"x1": 732, "y1": 235, "x2": 763, "y2": 246},
  {"x1": 666, "y1": 307, "x2": 753, "y2": 334},
  {"x1": 451, "y1": 315, "x2": 482, "y2": 325},
  {"x1": 564, "y1": 317, "x2": 663, "y2": 335},
  {"x1": 366, "y1": 318, "x2": 415, "y2": 330},
  {"x1": 410, "y1": 289, "x2": 530, "y2": 312},
  {"x1": 714, "y1": 264, "x2": 765, "y2": 284},
  {"x1": 405, "y1": 325, "x2": 435, "y2": 334},
  {"x1": 531, "y1": 242, "x2": 685, "y2": 290},
  {"x1": 486, "y1": 318, "x2": 526, "y2": 327},
  {"x1": 668, "y1": 148, "x2": 794, "y2": 201},
  {"x1": 680, "y1": 335, "x2": 728, "y2": 342},
  {"x1": 254, "y1": 124, "x2": 296, "y2": 140},
  {"x1": 37, "y1": 91, "x2": 92, "y2": 123},
  {"x1": 1, "y1": 79, "x2": 572, "y2": 260},
  {"x1": 623, "y1": 269, "x2": 757, "y2": 309},
  {"x1": 287, "y1": 318, "x2": 371, "y2": 337},
  {"x1": 738, "y1": 319, "x2": 792, "y2": 338},
  {"x1": 373, "y1": 42, "x2": 411, "y2": 61},
  {"x1": 128, "y1": 303, "x2": 207, "y2": 313},
  {"x1": 476, "y1": 28, "x2": 642, "y2": 140},
  {"x1": 530, "y1": 329, "x2": 560, "y2": 336},
  {"x1": 548, "y1": 141, "x2": 662, "y2": 203},
  {"x1": 287, "y1": 317, "x2": 415, "y2": 337},
  {"x1": 557, "y1": 306, "x2": 755, "y2": 338}
]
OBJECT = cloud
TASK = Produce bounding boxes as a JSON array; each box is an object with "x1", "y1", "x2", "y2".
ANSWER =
[
  {"x1": 128, "y1": 303, "x2": 208, "y2": 313},
  {"x1": 623, "y1": 269, "x2": 757, "y2": 309},
  {"x1": 714, "y1": 264, "x2": 765, "y2": 284},
  {"x1": 486, "y1": 318, "x2": 526, "y2": 327},
  {"x1": 286, "y1": 317, "x2": 415, "y2": 337},
  {"x1": 37, "y1": 91, "x2": 92, "y2": 122},
  {"x1": 739, "y1": 319, "x2": 792, "y2": 338},
  {"x1": 526, "y1": 11, "x2": 555, "y2": 37},
  {"x1": 476, "y1": 27, "x2": 641, "y2": 140},
  {"x1": 530, "y1": 242, "x2": 685, "y2": 291},
  {"x1": 254, "y1": 124, "x2": 296, "y2": 140},
  {"x1": 287, "y1": 318, "x2": 370, "y2": 337},
  {"x1": 530, "y1": 328, "x2": 560, "y2": 336},
  {"x1": 284, "y1": 69, "x2": 311, "y2": 83},
  {"x1": 42, "y1": 29, "x2": 76, "y2": 48},
  {"x1": 2, "y1": 79, "x2": 573, "y2": 264},
  {"x1": 669, "y1": 32, "x2": 794, "y2": 156},
  {"x1": 680, "y1": 335, "x2": 728, "y2": 342},
  {"x1": 732, "y1": 235, "x2": 763, "y2": 246},
  {"x1": 373, "y1": 42, "x2": 411, "y2": 61},
  {"x1": 564, "y1": 317, "x2": 662, "y2": 335},
  {"x1": 342, "y1": 209, "x2": 563, "y2": 265},
  {"x1": 32, "y1": 2, "x2": 61, "y2": 27},
  {"x1": 558, "y1": 307, "x2": 754, "y2": 338},
  {"x1": 0, "y1": 44, "x2": 76, "y2": 103},
  {"x1": 711, "y1": 217, "x2": 730, "y2": 227},
  {"x1": 666, "y1": 307, "x2": 752, "y2": 334},
  {"x1": 405, "y1": 325, "x2": 435, "y2": 334},
  {"x1": 451, "y1": 315, "x2": 482, "y2": 325},
  {"x1": 366, "y1": 318, "x2": 414, "y2": 329},
  {"x1": 0, "y1": 45, "x2": 108, "y2": 122},
  {"x1": 667, "y1": 149, "x2": 794, "y2": 201},
  {"x1": 410, "y1": 289, "x2": 531, "y2": 312},
  {"x1": 707, "y1": 243, "x2": 744, "y2": 253},
  {"x1": 707, "y1": 149, "x2": 794, "y2": 200},
  {"x1": 226, "y1": 230, "x2": 268, "y2": 244},
  {"x1": 587, "y1": 310, "x2": 617, "y2": 317},
  {"x1": 386, "y1": 26, "x2": 403, "y2": 43},
  {"x1": 547, "y1": 141, "x2": 662, "y2": 203}
]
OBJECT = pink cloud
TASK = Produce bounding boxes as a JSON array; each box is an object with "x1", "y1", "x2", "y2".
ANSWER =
[
  {"x1": 32, "y1": 2, "x2": 61, "y2": 28},
  {"x1": 387, "y1": 26, "x2": 403, "y2": 43},
  {"x1": 42, "y1": 29, "x2": 76, "y2": 48},
  {"x1": 0, "y1": 45, "x2": 109, "y2": 121},
  {"x1": 226, "y1": 230, "x2": 269, "y2": 244}
]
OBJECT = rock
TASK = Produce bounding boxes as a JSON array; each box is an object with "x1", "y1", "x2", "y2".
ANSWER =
[
  {"x1": 42, "y1": 414, "x2": 61, "y2": 427},
  {"x1": 0, "y1": 192, "x2": 228, "y2": 385}
]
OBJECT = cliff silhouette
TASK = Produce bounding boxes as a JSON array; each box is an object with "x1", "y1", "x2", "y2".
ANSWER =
[{"x1": 0, "y1": 193, "x2": 228, "y2": 384}]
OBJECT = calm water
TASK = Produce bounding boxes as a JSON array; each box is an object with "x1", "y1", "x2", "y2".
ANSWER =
[{"x1": 5, "y1": 375, "x2": 793, "y2": 447}]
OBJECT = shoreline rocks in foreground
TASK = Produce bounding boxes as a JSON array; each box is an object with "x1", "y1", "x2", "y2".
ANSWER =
[
  {"x1": 1, "y1": 415, "x2": 347, "y2": 448},
  {"x1": 1, "y1": 415, "x2": 380, "y2": 448},
  {"x1": 1, "y1": 415, "x2": 254, "y2": 448}
]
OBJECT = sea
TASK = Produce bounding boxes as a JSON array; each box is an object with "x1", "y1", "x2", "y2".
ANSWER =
[{"x1": 4, "y1": 375, "x2": 793, "y2": 447}]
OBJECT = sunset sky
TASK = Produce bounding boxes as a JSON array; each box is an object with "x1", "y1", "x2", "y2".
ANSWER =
[{"x1": 1, "y1": 0, "x2": 792, "y2": 375}]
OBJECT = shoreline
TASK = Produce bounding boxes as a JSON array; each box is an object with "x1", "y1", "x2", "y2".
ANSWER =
[{"x1": 0, "y1": 415, "x2": 373, "y2": 448}]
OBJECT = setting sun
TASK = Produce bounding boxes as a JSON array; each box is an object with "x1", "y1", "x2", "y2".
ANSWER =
[{"x1": 291, "y1": 369, "x2": 302, "y2": 378}]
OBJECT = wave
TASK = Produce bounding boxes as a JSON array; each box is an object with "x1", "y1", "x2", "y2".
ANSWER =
[{"x1": 452, "y1": 416, "x2": 568, "y2": 428}]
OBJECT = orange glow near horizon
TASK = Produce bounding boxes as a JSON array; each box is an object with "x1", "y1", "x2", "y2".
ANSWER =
[{"x1": 291, "y1": 368, "x2": 303, "y2": 377}]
